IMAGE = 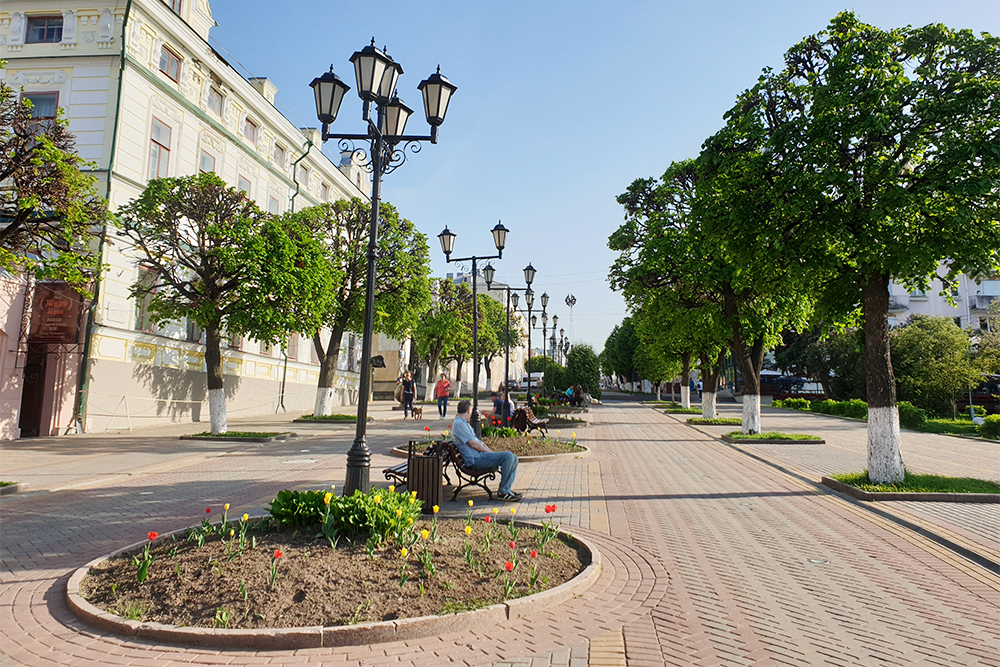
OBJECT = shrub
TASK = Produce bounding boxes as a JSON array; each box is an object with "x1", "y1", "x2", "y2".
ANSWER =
[
  {"x1": 482, "y1": 425, "x2": 518, "y2": 438},
  {"x1": 897, "y1": 401, "x2": 927, "y2": 429},
  {"x1": 839, "y1": 399, "x2": 869, "y2": 420},
  {"x1": 266, "y1": 487, "x2": 423, "y2": 541},
  {"x1": 782, "y1": 398, "x2": 811, "y2": 410},
  {"x1": 531, "y1": 405, "x2": 549, "y2": 418},
  {"x1": 979, "y1": 414, "x2": 1000, "y2": 439},
  {"x1": 811, "y1": 399, "x2": 838, "y2": 415},
  {"x1": 771, "y1": 399, "x2": 784, "y2": 408},
  {"x1": 973, "y1": 405, "x2": 986, "y2": 418},
  {"x1": 267, "y1": 489, "x2": 327, "y2": 529}
]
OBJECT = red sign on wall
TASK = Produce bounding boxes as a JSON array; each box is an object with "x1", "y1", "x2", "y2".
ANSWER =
[{"x1": 28, "y1": 283, "x2": 84, "y2": 344}]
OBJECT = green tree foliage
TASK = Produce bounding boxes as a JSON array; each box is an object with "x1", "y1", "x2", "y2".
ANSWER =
[
  {"x1": 1, "y1": 60, "x2": 106, "y2": 286},
  {"x1": 290, "y1": 199, "x2": 431, "y2": 415},
  {"x1": 117, "y1": 173, "x2": 332, "y2": 432},
  {"x1": 477, "y1": 294, "x2": 521, "y2": 392},
  {"x1": 891, "y1": 316, "x2": 982, "y2": 418},
  {"x1": 701, "y1": 13, "x2": 1000, "y2": 479},
  {"x1": 412, "y1": 278, "x2": 473, "y2": 400},
  {"x1": 601, "y1": 319, "x2": 639, "y2": 385},
  {"x1": 565, "y1": 344, "x2": 601, "y2": 398},
  {"x1": 773, "y1": 328, "x2": 866, "y2": 400}
]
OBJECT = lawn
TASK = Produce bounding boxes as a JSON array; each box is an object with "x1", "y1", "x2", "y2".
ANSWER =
[
  {"x1": 724, "y1": 431, "x2": 822, "y2": 441},
  {"x1": 831, "y1": 471, "x2": 1000, "y2": 494}
]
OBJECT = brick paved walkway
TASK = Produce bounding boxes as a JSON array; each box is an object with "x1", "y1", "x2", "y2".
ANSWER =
[{"x1": 1, "y1": 397, "x2": 998, "y2": 666}]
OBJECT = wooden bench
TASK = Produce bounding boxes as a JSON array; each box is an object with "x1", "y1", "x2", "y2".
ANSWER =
[
  {"x1": 512, "y1": 406, "x2": 549, "y2": 434},
  {"x1": 436, "y1": 441, "x2": 500, "y2": 501},
  {"x1": 383, "y1": 441, "x2": 499, "y2": 501},
  {"x1": 383, "y1": 441, "x2": 452, "y2": 489}
]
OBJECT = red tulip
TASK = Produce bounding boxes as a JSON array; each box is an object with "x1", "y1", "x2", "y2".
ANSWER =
[
  {"x1": 424, "y1": 426, "x2": 430, "y2": 431},
  {"x1": 504, "y1": 561, "x2": 514, "y2": 572},
  {"x1": 206, "y1": 507, "x2": 212, "y2": 514},
  {"x1": 274, "y1": 550, "x2": 282, "y2": 559},
  {"x1": 148, "y1": 531, "x2": 158, "y2": 541},
  {"x1": 530, "y1": 550, "x2": 538, "y2": 558},
  {"x1": 509, "y1": 541, "x2": 516, "y2": 549},
  {"x1": 484, "y1": 516, "x2": 492, "y2": 523},
  {"x1": 545, "y1": 504, "x2": 557, "y2": 514}
]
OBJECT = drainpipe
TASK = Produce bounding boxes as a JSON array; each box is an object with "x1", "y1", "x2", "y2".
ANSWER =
[
  {"x1": 289, "y1": 139, "x2": 313, "y2": 213},
  {"x1": 68, "y1": 0, "x2": 133, "y2": 434}
]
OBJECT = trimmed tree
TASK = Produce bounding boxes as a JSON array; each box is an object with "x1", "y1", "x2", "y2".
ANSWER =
[
  {"x1": 412, "y1": 278, "x2": 473, "y2": 400},
  {"x1": 117, "y1": 174, "x2": 332, "y2": 433},
  {"x1": 291, "y1": 199, "x2": 431, "y2": 416},
  {"x1": 702, "y1": 13, "x2": 1000, "y2": 480},
  {"x1": 565, "y1": 344, "x2": 602, "y2": 399},
  {"x1": 891, "y1": 316, "x2": 981, "y2": 418}
]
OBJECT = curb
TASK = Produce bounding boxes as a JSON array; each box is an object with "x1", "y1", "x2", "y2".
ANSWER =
[
  {"x1": 389, "y1": 445, "x2": 590, "y2": 462},
  {"x1": 0, "y1": 482, "x2": 28, "y2": 496},
  {"x1": 292, "y1": 419, "x2": 357, "y2": 425},
  {"x1": 179, "y1": 433, "x2": 297, "y2": 443},
  {"x1": 820, "y1": 476, "x2": 1000, "y2": 504},
  {"x1": 66, "y1": 522, "x2": 602, "y2": 649},
  {"x1": 721, "y1": 435, "x2": 825, "y2": 445}
]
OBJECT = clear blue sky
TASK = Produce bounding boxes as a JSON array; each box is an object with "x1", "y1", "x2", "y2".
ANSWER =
[{"x1": 209, "y1": 1, "x2": 999, "y2": 351}]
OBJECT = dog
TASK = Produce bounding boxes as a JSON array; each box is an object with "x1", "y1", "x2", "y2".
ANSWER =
[{"x1": 412, "y1": 406, "x2": 423, "y2": 420}]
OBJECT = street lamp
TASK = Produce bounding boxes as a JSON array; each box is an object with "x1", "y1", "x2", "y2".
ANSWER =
[
  {"x1": 565, "y1": 294, "x2": 576, "y2": 343},
  {"x1": 310, "y1": 41, "x2": 456, "y2": 496},
  {"x1": 559, "y1": 327, "x2": 565, "y2": 364},
  {"x1": 437, "y1": 222, "x2": 509, "y2": 435},
  {"x1": 483, "y1": 271, "x2": 532, "y2": 426},
  {"x1": 551, "y1": 315, "x2": 559, "y2": 359}
]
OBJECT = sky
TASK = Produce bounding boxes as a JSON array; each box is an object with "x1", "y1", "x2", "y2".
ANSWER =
[{"x1": 208, "y1": 0, "x2": 999, "y2": 352}]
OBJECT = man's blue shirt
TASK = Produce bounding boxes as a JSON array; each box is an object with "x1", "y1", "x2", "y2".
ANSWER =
[{"x1": 451, "y1": 415, "x2": 480, "y2": 465}]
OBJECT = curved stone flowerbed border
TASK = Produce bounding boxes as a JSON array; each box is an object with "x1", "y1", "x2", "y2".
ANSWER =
[
  {"x1": 0, "y1": 481, "x2": 28, "y2": 496},
  {"x1": 179, "y1": 433, "x2": 297, "y2": 443},
  {"x1": 66, "y1": 522, "x2": 602, "y2": 650},
  {"x1": 389, "y1": 444, "x2": 590, "y2": 463},
  {"x1": 822, "y1": 476, "x2": 999, "y2": 503}
]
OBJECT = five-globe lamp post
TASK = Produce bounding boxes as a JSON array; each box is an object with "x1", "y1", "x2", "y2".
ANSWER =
[
  {"x1": 310, "y1": 41, "x2": 456, "y2": 496},
  {"x1": 438, "y1": 222, "x2": 509, "y2": 435}
]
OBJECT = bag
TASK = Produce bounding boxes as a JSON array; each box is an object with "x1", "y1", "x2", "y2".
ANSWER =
[{"x1": 394, "y1": 382, "x2": 403, "y2": 402}]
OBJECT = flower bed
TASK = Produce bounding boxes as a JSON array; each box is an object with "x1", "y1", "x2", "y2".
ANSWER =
[{"x1": 75, "y1": 494, "x2": 591, "y2": 641}]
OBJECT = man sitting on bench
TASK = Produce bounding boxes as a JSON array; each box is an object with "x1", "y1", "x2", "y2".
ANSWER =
[{"x1": 451, "y1": 400, "x2": 521, "y2": 502}]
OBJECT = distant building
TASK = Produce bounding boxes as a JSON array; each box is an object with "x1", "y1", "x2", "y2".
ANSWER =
[
  {"x1": 1, "y1": 0, "x2": 371, "y2": 439},
  {"x1": 888, "y1": 266, "x2": 998, "y2": 331}
]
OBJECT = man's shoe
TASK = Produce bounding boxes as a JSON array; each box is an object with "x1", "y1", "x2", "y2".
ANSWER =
[{"x1": 498, "y1": 491, "x2": 522, "y2": 502}]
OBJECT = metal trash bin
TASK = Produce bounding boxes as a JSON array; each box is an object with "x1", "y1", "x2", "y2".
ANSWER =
[{"x1": 407, "y1": 441, "x2": 442, "y2": 513}]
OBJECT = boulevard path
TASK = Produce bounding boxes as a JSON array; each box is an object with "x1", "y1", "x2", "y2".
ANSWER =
[{"x1": 1, "y1": 396, "x2": 998, "y2": 666}]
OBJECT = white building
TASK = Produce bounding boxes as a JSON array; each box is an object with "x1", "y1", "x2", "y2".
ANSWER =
[
  {"x1": 2, "y1": 0, "x2": 375, "y2": 438},
  {"x1": 888, "y1": 267, "x2": 999, "y2": 331}
]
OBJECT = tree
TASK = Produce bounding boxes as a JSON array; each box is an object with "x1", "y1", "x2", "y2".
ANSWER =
[
  {"x1": 891, "y1": 316, "x2": 981, "y2": 418},
  {"x1": 601, "y1": 319, "x2": 639, "y2": 388},
  {"x1": 565, "y1": 344, "x2": 602, "y2": 398},
  {"x1": 1, "y1": 60, "x2": 106, "y2": 286},
  {"x1": 702, "y1": 13, "x2": 1000, "y2": 481},
  {"x1": 412, "y1": 278, "x2": 473, "y2": 400},
  {"x1": 291, "y1": 199, "x2": 431, "y2": 416},
  {"x1": 117, "y1": 173, "x2": 332, "y2": 433},
  {"x1": 773, "y1": 327, "x2": 867, "y2": 400},
  {"x1": 477, "y1": 294, "x2": 521, "y2": 393}
]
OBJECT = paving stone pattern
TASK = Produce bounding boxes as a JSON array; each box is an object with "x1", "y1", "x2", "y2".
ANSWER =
[{"x1": 1, "y1": 399, "x2": 998, "y2": 666}]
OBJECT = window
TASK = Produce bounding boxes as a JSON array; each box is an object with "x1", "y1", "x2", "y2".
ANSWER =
[
  {"x1": 954, "y1": 317, "x2": 963, "y2": 328},
  {"x1": 299, "y1": 165, "x2": 311, "y2": 189},
  {"x1": 243, "y1": 117, "x2": 259, "y2": 144},
  {"x1": 135, "y1": 267, "x2": 158, "y2": 333},
  {"x1": 238, "y1": 175, "x2": 252, "y2": 196},
  {"x1": 148, "y1": 118, "x2": 171, "y2": 179},
  {"x1": 320, "y1": 182, "x2": 330, "y2": 202},
  {"x1": 20, "y1": 92, "x2": 58, "y2": 133},
  {"x1": 348, "y1": 334, "x2": 357, "y2": 372},
  {"x1": 164, "y1": 0, "x2": 183, "y2": 15},
  {"x1": 26, "y1": 16, "x2": 63, "y2": 43},
  {"x1": 207, "y1": 86, "x2": 223, "y2": 116},
  {"x1": 158, "y1": 46, "x2": 182, "y2": 83},
  {"x1": 199, "y1": 151, "x2": 215, "y2": 173},
  {"x1": 268, "y1": 197, "x2": 279, "y2": 215},
  {"x1": 288, "y1": 333, "x2": 299, "y2": 361},
  {"x1": 185, "y1": 319, "x2": 202, "y2": 343},
  {"x1": 228, "y1": 332, "x2": 242, "y2": 350},
  {"x1": 260, "y1": 341, "x2": 273, "y2": 357},
  {"x1": 272, "y1": 143, "x2": 286, "y2": 166}
]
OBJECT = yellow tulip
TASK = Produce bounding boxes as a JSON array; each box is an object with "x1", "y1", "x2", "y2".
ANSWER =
[
  {"x1": 510, "y1": 508, "x2": 516, "y2": 515},
  {"x1": 409, "y1": 497, "x2": 415, "y2": 504},
  {"x1": 468, "y1": 500, "x2": 473, "y2": 507},
  {"x1": 389, "y1": 485, "x2": 395, "y2": 493},
  {"x1": 407, "y1": 518, "x2": 414, "y2": 525},
  {"x1": 323, "y1": 492, "x2": 333, "y2": 505},
  {"x1": 464, "y1": 525, "x2": 472, "y2": 535},
  {"x1": 224, "y1": 503, "x2": 230, "y2": 511},
  {"x1": 421, "y1": 529, "x2": 429, "y2": 539},
  {"x1": 411, "y1": 490, "x2": 418, "y2": 498},
  {"x1": 492, "y1": 507, "x2": 499, "y2": 515},
  {"x1": 400, "y1": 547, "x2": 408, "y2": 558},
  {"x1": 374, "y1": 494, "x2": 382, "y2": 504},
  {"x1": 229, "y1": 529, "x2": 234, "y2": 537},
  {"x1": 242, "y1": 513, "x2": 249, "y2": 522},
  {"x1": 432, "y1": 505, "x2": 439, "y2": 514},
  {"x1": 396, "y1": 508, "x2": 403, "y2": 517}
]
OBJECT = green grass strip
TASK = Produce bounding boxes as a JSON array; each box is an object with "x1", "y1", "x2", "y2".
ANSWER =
[
  {"x1": 297, "y1": 414, "x2": 357, "y2": 421},
  {"x1": 189, "y1": 431, "x2": 286, "y2": 438},
  {"x1": 665, "y1": 408, "x2": 702, "y2": 414},
  {"x1": 687, "y1": 417, "x2": 742, "y2": 425},
  {"x1": 831, "y1": 470, "x2": 1000, "y2": 494},
  {"x1": 914, "y1": 419, "x2": 983, "y2": 437},
  {"x1": 0, "y1": 481, "x2": 16, "y2": 487},
  {"x1": 724, "y1": 431, "x2": 821, "y2": 440}
]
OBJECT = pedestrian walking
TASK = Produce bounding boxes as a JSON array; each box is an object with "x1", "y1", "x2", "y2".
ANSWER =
[
  {"x1": 401, "y1": 371, "x2": 416, "y2": 419},
  {"x1": 434, "y1": 372, "x2": 451, "y2": 419}
]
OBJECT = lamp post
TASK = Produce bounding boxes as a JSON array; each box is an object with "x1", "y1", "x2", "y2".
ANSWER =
[
  {"x1": 565, "y1": 294, "x2": 576, "y2": 343},
  {"x1": 523, "y1": 270, "x2": 536, "y2": 403},
  {"x1": 483, "y1": 270, "x2": 533, "y2": 425},
  {"x1": 438, "y1": 222, "x2": 509, "y2": 435},
  {"x1": 559, "y1": 328, "x2": 565, "y2": 364},
  {"x1": 310, "y1": 41, "x2": 457, "y2": 496},
  {"x1": 551, "y1": 315, "x2": 559, "y2": 360}
]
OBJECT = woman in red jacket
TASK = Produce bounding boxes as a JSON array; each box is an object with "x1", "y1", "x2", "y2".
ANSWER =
[{"x1": 434, "y1": 373, "x2": 451, "y2": 419}]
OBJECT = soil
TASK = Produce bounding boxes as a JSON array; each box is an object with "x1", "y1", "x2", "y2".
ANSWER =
[
  {"x1": 483, "y1": 436, "x2": 586, "y2": 457},
  {"x1": 81, "y1": 518, "x2": 587, "y2": 629}
]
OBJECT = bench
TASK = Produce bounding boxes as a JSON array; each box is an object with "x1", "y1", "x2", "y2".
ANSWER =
[
  {"x1": 383, "y1": 441, "x2": 452, "y2": 490},
  {"x1": 382, "y1": 441, "x2": 499, "y2": 501},
  {"x1": 512, "y1": 406, "x2": 549, "y2": 434}
]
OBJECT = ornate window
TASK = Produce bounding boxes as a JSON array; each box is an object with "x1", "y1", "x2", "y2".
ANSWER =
[
  {"x1": 243, "y1": 117, "x2": 259, "y2": 145},
  {"x1": 158, "y1": 45, "x2": 181, "y2": 82},
  {"x1": 207, "y1": 87, "x2": 223, "y2": 116},
  {"x1": 268, "y1": 197, "x2": 279, "y2": 215},
  {"x1": 164, "y1": 0, "x2": 183, "y2": 16},
  {"x1": 272, "y1": 143, "x2": 286, "y2": 167},
  {"x1": 238, "y1": 175, "x2": 252, "y2": 196},
  {"x1": 148, "y1": 118, "x2": 171, "y2": 179},
  {"x1": 20, "y1": 92, "x2": 58, "y2": 133},
  {"x1": 199, "y1": 151, "x2": 215, "y2": 173},
  {"x1": 26, "y1": 16, "x2": 63, "y2": 43}
]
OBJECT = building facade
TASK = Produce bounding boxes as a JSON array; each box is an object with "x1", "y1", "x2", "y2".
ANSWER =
[
  {"x1": 2, "y1": 0, "x2": 373, "y2": 439},
  {"x1": 888, "y1": 267, "x2": 999, "y2": 331}
]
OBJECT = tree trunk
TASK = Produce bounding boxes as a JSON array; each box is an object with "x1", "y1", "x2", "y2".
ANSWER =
[
  {"x1": 484, "y1": 357, "x2": 493, "y2": 395},
  {"x1": 819, "y1": 374, "x2": 834, "y2": 400},
  {"x1": 204, "y1": 321, "x2": 227, "y2": 434},
  {"x1": 862, "y1": 270, "x2": 904, "y2": 483},
  {"x1": 313, "y1": 326, "x2": 345, "y2": 416},
  {"x1": 699, "y1": 351, "x2": 724, "y2": 419},
  {"x1": 731, "y1": 333, "x2": 765, "y2": 434},
  {"x1": 680, "y1": 351, "x2": 692, "y2": 408},
  {"x1": 656, "y1": 382, "x2": 662, "y2": 401},
  {"x1": 454, "y1": 358, "x2": 465, "y2": 398}
]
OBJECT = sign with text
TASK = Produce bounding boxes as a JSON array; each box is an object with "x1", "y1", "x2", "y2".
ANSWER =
[{"x1": 28, "y1": 283, "x2": 84, "y2": 344}]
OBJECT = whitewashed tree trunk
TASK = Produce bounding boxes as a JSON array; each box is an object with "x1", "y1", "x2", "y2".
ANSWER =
[
  {"x1": 656, "y1": 383, "x2": 662, "y2": 401},
  {"x1": 208, "y1": 388, "x2": 227, "y2": 434},
  {"x1": 680, "y1": 385, "x2": 691, "y2": 408},
  {"x1": 868, "y1": 406, "x2": 905, "y2": 482},
  {"x1": 453, "y1": 380, "x2": 463, "y2": 399},
  {"x1": 314, "y1": 387, "x2": 335, "y2": 417},
  {"x1": 742, "y1": 393, "x2": 761, "y2": 434},
  {"x1": 702, "y1": 391, "x2": 717, "y2": 419}
]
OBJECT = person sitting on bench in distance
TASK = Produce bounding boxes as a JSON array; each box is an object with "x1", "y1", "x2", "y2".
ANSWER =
[{"x1": 450, "y1": 399, "x2": 521, "y2": 501}]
